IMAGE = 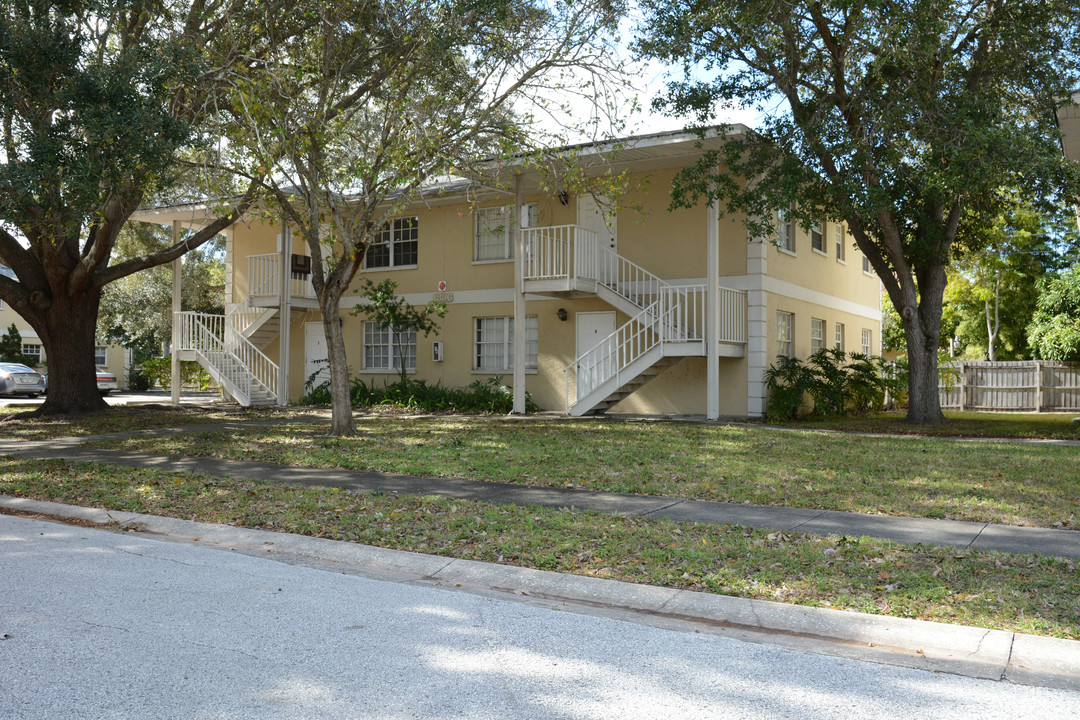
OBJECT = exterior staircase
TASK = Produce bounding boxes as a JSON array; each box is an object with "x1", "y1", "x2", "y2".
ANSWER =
[
  {"x1": 176, "y1": 253, "x2": 319, "y2": 407},
  {"x1": 176, "y1": 308, "x2": 279, "y2": 406},
  {"x1": 522, "y1": 225, "x2": 746, "y2": 416}
]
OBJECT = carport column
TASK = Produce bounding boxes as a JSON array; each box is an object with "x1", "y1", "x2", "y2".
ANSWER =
[
  {"x1": 512, "y1": 172, "x2": 527, "y2": 414},
  {"x1": 706, "y1": 194, "x2": 720, "y2": 420},
  {"x1": 278, "y1": 225, "x2": 292, "y2": 406},
  {"x1": 746, "y1": 233, "x2": 769, "y2": 418},
  {"x1": 171, "y1": 220, "x2": 182, "y2": 406}
]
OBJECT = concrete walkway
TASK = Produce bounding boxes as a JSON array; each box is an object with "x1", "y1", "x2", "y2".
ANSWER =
[{"x1": 0, "y1": 422, "x2": 1078, "y2": 560}]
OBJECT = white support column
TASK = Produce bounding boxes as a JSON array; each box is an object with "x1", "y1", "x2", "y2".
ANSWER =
[
  {"x1": 746, "y1": 230, "x2": 769, "y2": 418},
  {"x1": 278, "y1": 225, "x2": 293, "y2": 406},
  {"x1": 512, "y1": 173, "x2": 527, "y2": 414},
  {"x1": 224, "y1": 226, "x2": 235, "y2": 306},
  {"x1": 706, "y1": 199, "x2": 720, "y2": 421},
  {"x1": 170, "y1": 220, "x2": 182, "y2": 406}
]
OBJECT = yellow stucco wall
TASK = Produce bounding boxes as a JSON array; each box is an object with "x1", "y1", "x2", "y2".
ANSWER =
[{"x1": 223, "y1": 162, "x2": 881, "y2": 415}]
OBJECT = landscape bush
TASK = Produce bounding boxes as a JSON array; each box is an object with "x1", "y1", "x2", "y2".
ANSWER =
[
  {"x1": 300, "y1": 372, "x2": 537, "y2": 414},
  {"x1": 764, "y1": 350, "x2": 903, "y2": 420}
]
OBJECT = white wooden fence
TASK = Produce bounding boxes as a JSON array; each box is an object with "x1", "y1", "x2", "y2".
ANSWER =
[{"x1": 939, "y1": 361, "x2": 1080, "y2": 412}]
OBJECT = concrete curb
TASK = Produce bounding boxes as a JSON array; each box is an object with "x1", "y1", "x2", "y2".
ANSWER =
[{"x1": 3, "y1": 494, "x2": 1078, "y2": 692}]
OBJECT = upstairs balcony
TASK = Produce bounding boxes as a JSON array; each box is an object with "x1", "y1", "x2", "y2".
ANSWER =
[{"x1": 245, "y1": 253, "x2": 320, "y2": 308}]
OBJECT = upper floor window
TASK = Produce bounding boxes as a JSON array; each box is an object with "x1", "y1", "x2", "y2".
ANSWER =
[
  {"x1": 367, "y1": 217, "x2": 418, "y2": 269},
  {"x1": 811, "y1": 318, "x2": 824, "y2": 354},
  {"x1": 777, "y1": 311, "x2": 793, "y2": 358},
  {"x1": 95, "y1": 346, "x2": 108, "y2": 366},
  {"x1": 811, "y1": 221, "x2": 825, "y2": 254},
  {"x1": 862, "y1": 254, "x2": 872, "y2": 274},
  {"x1": 835, "y1": 224, "x2": 845, "y2": 262},
  {"x1": 777, "y1": 206, "x2": 794, "y2": 253},
  {"x1": 475, "y1": 204, "x2": 536, "y2": 261}
]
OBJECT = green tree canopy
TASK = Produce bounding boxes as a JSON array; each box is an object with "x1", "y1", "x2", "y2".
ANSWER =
[
  {"x1": 0, "y1": 0, "x2": 272, "y2": 414},
  {"x1": 944, "y1": 203, "x2": 1077, "y2": 360},
  {"x1": 636, "y1": 0, "x2": 1080, "y2": 423},
  {"x1": 1028, "y1": 264, "x2": 1080, "y2": 361}
]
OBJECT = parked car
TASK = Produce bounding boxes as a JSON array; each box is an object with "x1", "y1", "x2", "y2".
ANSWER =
[
  {"x1": 43, "y1": 368, "x2": 120, "y2": 395},
  {"x1": 0, "y1": 363, "x2": 46, "y2": 397},
  {"x1": 95, "y1": 368, "x2": 118, "y2": 395}
]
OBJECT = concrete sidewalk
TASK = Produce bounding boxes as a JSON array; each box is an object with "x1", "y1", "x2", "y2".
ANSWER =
[{"x1": 1, "y1": 429, "x2": 1078, "y2": 560}]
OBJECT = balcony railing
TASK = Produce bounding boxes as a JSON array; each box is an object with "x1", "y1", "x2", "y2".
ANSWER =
[{"x1": 248, "y1": 253, "x2": 316, "y2": 301}]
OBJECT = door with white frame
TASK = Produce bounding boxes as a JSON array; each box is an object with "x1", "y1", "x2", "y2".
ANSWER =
[
  {"x1": 575, "y1": 311, "x2": 616, "y2": 401},
  {"x1": 305, "y1": 323, "x2": 329, "y2": 388},
  {"x1": 577, "y1": 195, "x2": 618, "y2": 283}
]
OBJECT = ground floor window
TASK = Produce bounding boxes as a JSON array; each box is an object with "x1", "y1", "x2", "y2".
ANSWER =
[
  {"x1": 834, "y1": 322, "x2": 845, "y2": 351},
  {"x1": 861, "y1": 328, "x2": 872, "y2": 356},
  {"x1": 95, "y1": 346, "x2": 108, "y2": 366},
  {"x1": 474, "y1": 316, "x2": 538, "y2": 371},
  {"x1": 21, "y1": 343, "x2": 41, "y2": 364},
  {"x1": 363, "y1": 322, "x2": 416, "y2": 372},
  {"x1": 811, "y1": 318, "x2": 824, "y2": 353},
  {"x1": 776, "y1": 312, "x2": 793, "y2": 358}
]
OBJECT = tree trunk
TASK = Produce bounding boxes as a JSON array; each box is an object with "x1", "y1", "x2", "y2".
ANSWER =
[
  {"x1": 35, "y1": 289, "x2": 109, "y2": 415},
  {"x1": 897, "y1": 274, "x2": 946, "y2": 425},
  {"x1": 320, "y1": 285, "x2": 355, "y2": 436}
]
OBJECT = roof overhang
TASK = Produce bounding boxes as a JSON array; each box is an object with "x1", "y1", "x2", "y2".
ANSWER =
[{"x1": 130, "y1": 125, "x2": 751, "y2": 225}]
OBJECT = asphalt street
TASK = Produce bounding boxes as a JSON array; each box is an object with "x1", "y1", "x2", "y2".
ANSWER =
[{"x1": 2, "y1": 514, "x2": 1079, "y2": 719}]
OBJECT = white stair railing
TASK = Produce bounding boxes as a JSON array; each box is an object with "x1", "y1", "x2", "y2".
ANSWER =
[
  {"x1": 178, "y1": 311, "x2": 278, "y2": 403},
  {"x1": 564, "y1": 285, "x2": 749, "y2": 412}
]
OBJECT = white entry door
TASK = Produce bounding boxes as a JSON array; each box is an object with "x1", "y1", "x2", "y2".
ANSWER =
[
  {"x1": 577, "y1": 195, "x2": 617, "y2": 252},
  {"x1": 305, "y1": 323, "x2": 329, "y2": 388},
  {"x1": 575, "y1": 311, "x2": 616, "y2": 401}
]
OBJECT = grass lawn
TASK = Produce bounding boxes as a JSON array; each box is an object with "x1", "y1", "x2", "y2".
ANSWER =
[
  {"x1": 2, "y1": 456, "x2": 1077, "y2": 639},
  {"x1": 783, "y1": 410, "x2": 1080, "y2": 440},
  {"x1": 86, "y1": 417, "x2": 1080, "y2": 528},
  {"x1": 0, "y1": 404, "x2": 324, "y2": 440}
]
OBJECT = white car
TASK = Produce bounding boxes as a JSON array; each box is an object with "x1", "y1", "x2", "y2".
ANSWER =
[{"x1": 43, "y1": 367, "x2": 120, "y2": 395}]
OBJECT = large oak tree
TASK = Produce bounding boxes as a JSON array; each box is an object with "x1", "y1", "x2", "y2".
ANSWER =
[
  {"x1": 0, "y1": 0, "x2": 272, "y2": 414},
  {"x1": 636, "y1": 0, "x2": 1080, "y2": 423}
]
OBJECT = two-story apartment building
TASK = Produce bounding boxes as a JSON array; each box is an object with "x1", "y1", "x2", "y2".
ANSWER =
[
  {"x1": 133, "y1": 129, "x2": 881, "y2": 418},
  {"x1": 0, "y1": 266, "x2": 129, "y2": 388}
]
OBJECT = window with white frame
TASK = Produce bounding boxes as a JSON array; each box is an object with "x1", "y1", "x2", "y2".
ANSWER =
[
  {"x1": 777, "y1": 206, "x2": 794, "y2": 252},
  {"x1": 834, "y1": 322, "x2": 845, "y2": 351},
  {"x1": 862, "y1": 254, "x2": 872, "y2": 274},
  {"x1": 473, "y1": 316, "x2": 538, "y2": 372},
  {"x1": 21, "y1": 343, "x2": 41, "y2": 363},
  {"x1": 811, "y1": 221, "x2": 825, "y2": 253},
  {"x1": 861, "y1": 328, "x2": 872, "y2": 356},
  {"x1": 811, "y1": 318, "x2": 824, "y2": 354},
  {"x1": 366, "y1": 217, "x2": 419, "y2": 269},
  {"x1": 777, "y1": 311, "x2": 793, "y2": 358},
  {"x1": 835, "y1": 224, "x2": 845, "y2": 262},
  {"x1": 94, "y1": 346, "x2": 108, "y2": 366},
  {"x1": 363, "y1": 322, "x2": 416, "y2": 372},
  {"x1": 474, "y1": 204, "x2": 536, "y2": 261}
]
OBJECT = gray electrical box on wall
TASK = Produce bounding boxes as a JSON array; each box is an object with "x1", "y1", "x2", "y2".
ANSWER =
[{"x1": 432, "y1": 341, "x2": 443, "y2": 362}]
